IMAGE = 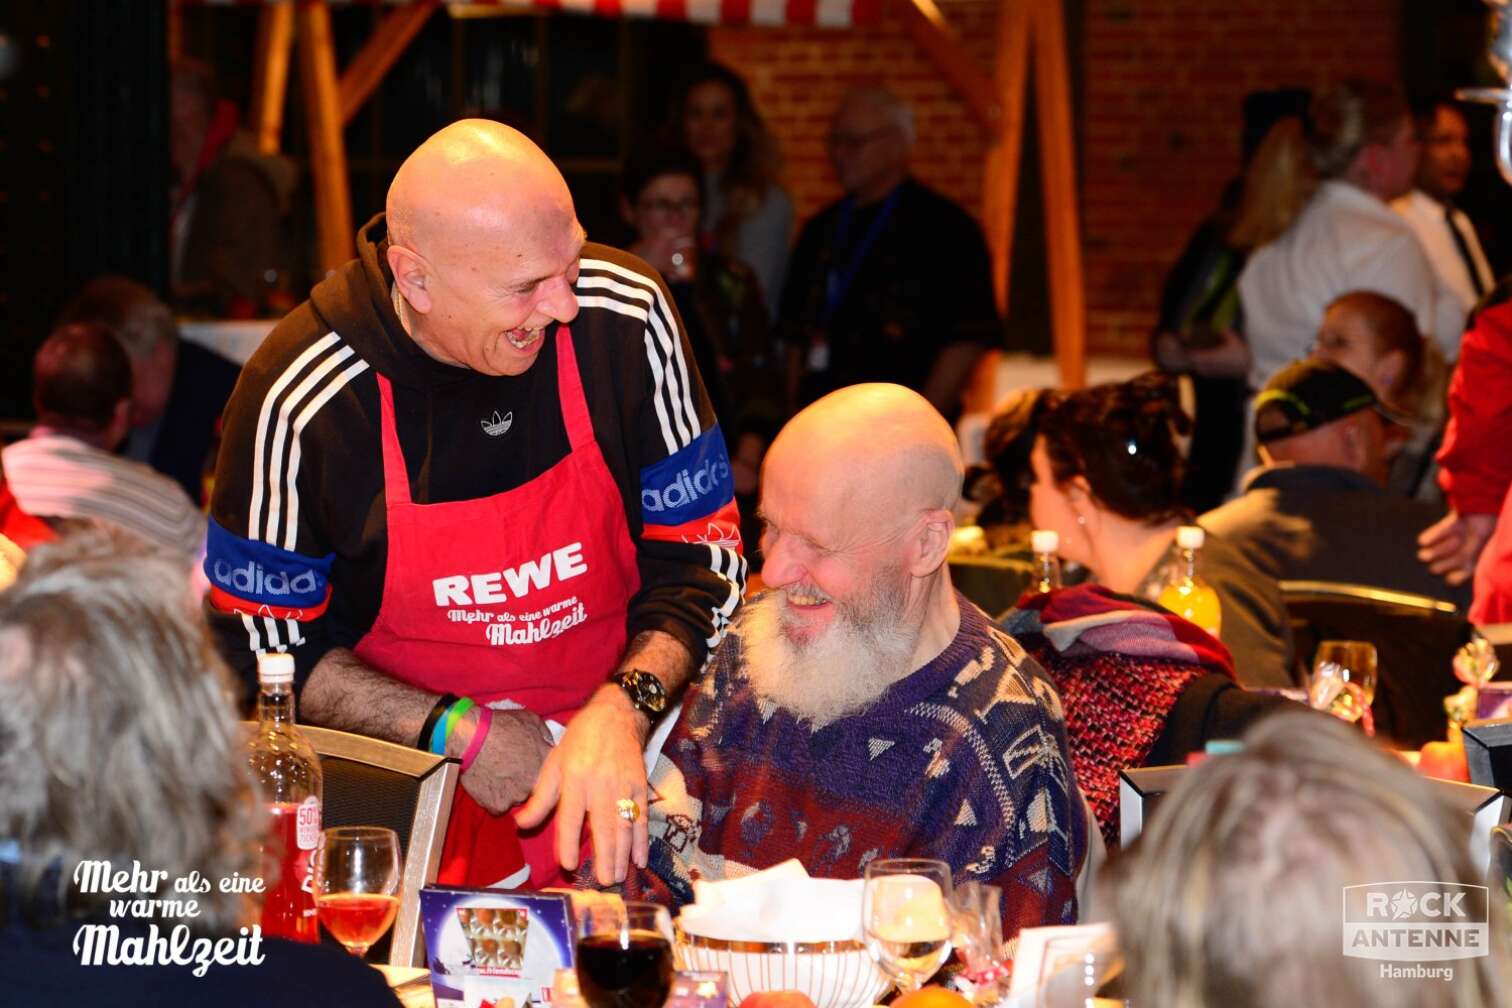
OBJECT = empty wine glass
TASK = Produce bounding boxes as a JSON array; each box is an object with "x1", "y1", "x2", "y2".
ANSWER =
[
  {"x1": 312, "y1": 825, "x2": 402, "y2": 956},
  {"x1": 862, "y1": 858, "x2": 954, "y2": 994},
  {"x1": 1307, "y1": 640, "x2": 1378, "y2": 727}
]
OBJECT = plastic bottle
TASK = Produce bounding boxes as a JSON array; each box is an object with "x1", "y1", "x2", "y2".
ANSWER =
[
  {"x1": 248, "y1": 652, "x2": 323, "y2": 943},
  {"x1": 1030, "y1": 529, "x2": 1063, "y2": 593},
  {"x1": 1156, "y1": 525, "x2": 1223, "y2": 638}
]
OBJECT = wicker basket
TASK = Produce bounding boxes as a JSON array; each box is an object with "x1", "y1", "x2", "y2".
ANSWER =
[{"x1": 675, "y1": 931, "x2": 891, "y2": 1008}]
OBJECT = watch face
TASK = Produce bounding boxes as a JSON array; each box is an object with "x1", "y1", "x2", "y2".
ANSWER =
[{"x1": 623, "y1": 671, "x2": 667, "y2": 713}]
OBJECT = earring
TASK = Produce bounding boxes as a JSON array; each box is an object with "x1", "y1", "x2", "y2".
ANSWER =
[{"x1": 1076, "y1": 514, "x2": 1086, "y2": 526}]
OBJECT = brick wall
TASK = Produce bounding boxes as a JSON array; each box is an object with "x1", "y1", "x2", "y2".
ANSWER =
[{"x1": 710, "y1": 0, "x2": 1403, "y2": 357}]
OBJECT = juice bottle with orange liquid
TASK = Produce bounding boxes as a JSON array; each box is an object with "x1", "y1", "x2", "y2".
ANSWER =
[
  {"x1": 1156, "y1": 525, "x2": 1222, "y2": 638},
  {"x1": 248, "y1": 653, "x2": 323, "y2": 943}
]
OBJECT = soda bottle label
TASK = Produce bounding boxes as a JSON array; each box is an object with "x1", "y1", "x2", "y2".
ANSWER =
[{"x1": 296, "y1": 795, "x2": 321, "y2": 850}]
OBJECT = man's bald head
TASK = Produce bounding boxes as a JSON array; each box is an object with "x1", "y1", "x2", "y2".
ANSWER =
[
  {"x1": 387, "y1": 119, "x2": 575, "y2": 266},
  {"x1": 383, "y1": 120, "x2": 585, "y2": 376},
  {"x1": 769, "y1": 383, "x2": 963, "y2": 531}
]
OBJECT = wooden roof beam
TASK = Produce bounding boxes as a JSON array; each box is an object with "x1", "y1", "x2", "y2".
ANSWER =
[
  {"x1": 339, "y1": 1, "x2": 440, "y2": 125},
  {"x1": 898, "y1": 0, "x2": 1000, "y2": 132}
]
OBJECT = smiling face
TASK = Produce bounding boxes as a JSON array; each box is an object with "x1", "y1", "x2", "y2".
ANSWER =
[
  {"x1": 625, "y1": 172, "x2": 701, "y2": 245},
  {"x1": 399, "y1": 214, "x2": 585, "y2": 376},
  {"x1": 756, "y1": 444, "x2": 914, "y2": 648}
]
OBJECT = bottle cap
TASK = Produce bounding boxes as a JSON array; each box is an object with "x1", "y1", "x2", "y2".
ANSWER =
[
  {"x1": 257, "y1": 652, "x2": 295, "y2": 685},
  {"x1": 1031, "y1": 529, "x2": 1059, "y2": 554},
  {"x1": 1176, "y1": 525, "x2": 1206, "y2": 550}
]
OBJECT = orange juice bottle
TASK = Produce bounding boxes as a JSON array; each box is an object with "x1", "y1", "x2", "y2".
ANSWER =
[{"x1": 1157, "y1": 525, "x2": 1222, "y2": 638}]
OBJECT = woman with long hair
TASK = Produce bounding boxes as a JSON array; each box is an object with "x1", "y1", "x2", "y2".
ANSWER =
[
  {"x1": 670, "y1": 61, "x2": 793, "y2": 318},
  {"x1": 1153, "y1": 113, "x2": 1316, "y2": 510}
]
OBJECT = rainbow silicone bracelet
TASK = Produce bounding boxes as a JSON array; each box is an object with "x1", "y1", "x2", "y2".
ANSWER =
[
  {"x1": 460, "y1": 705, "x2": 494, "y2": 772},
  {"x1": 430, "y1": 697, "x2": 475, "y2": 755}
]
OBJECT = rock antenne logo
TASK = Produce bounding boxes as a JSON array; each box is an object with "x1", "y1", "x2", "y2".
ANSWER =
[
  {"x1": 481, "y1": 410, "x2": 513, "y2": 437},
  {"x1": 1389, "y1": 890, "x2": 1419, "y2": 920}
]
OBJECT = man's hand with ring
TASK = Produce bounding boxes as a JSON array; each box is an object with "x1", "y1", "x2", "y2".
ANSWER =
[{"x1": 516, "y1": 682, "x2": 651, "y2": 885}]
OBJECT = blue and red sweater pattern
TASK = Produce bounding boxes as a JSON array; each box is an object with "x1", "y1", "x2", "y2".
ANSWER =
[{"x1": 623, "y1": 595, "x2": 1088, "y2": 938}]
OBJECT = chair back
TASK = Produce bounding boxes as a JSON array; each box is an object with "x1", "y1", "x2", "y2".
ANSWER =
[
  {"x1": 1281, "y1": 580, "x2": 1469, "y2": 748},
  {"x1": 1119, "y1": 762, "x2": 1510, "y2": 877},
  {"x1": 245, "y1": 722, "x2": 458, "y2": 968}
]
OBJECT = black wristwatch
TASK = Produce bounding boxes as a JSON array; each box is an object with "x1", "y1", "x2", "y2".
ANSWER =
[{"x1": 611, "y1": 669, "x2": 669, "y2": 719}]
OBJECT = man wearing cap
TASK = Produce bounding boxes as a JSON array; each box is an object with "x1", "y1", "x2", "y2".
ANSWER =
[{"x1": 1201, "y1": 359, "x2": 1469, "y2": 608}]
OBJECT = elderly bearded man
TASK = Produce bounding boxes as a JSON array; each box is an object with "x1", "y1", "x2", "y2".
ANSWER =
[{"x1": 618, "y1": 384, "x2": 1088, "y2": 937}]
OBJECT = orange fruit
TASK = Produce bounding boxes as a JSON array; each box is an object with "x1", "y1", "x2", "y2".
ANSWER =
[
  {"x1": 738, "y1": 993, "x2": 818, "y2": 1008},
  {"x1": 892, "y1": 986, "x2": 973, "y2": 1008}
]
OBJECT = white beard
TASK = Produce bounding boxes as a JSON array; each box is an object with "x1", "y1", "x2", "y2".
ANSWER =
[{"x1": 737, "y1": 574, "x2": 919, "y2": 730}]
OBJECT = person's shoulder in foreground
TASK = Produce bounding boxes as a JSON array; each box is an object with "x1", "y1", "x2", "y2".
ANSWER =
[{"x1": 1, "y1": 922, "x2": 401, "y2": 1008}]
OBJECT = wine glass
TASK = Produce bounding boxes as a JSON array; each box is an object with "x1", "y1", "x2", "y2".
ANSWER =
[
  {"x1": 862, "y1": 858, "x2": 954, "y2": 994},
  {"x1": 1307, "y1": 640, "x2": 1378, "y2": 727},
  {"x1": 312, "y1": 825, "x2": 402, "y2": 956},
  {"x1": 1035, "y1": 934, "x2": 1126, "y2": 1008},
  {"x1": 574, "y1": 901, "x2": 675, "y2": 1008}
]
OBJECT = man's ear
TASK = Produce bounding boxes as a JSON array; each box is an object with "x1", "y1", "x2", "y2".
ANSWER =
[
  {"x1": 620, "y1": 196, "x2": 637, "y2": 232},
  {"x1": 910, "y1": 508, "x2": 955, "y2": 577},
  {"x1": 386, "y1": 244, "x2": 433, "y2": 315},
  {"x1": 104, "y1": 398, "x2": 133, "y2": 450}
]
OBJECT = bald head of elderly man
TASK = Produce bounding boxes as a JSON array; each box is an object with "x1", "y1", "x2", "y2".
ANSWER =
[
  {"x1": 616, "y1": 384, "x2": 1089, "y2": 938},
  {"x1": 204, "y1": 118, "x2": 745, "y2": 892}
]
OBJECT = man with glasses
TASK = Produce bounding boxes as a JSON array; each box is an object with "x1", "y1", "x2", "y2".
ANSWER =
[{"x1": 779, "y1": 88, "x2": 1000, "y2": 419}]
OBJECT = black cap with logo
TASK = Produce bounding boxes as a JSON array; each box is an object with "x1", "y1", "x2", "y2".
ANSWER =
[{"x1": 1253, "y1": 359, "x2": 1396, "y2": 444}]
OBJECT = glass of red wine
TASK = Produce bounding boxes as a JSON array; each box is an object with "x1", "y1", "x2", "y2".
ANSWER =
[
  {"x1": 574, "y1": 901, "x2": 676, "y2": 1008},
  {"x1": 312, "y1": 826, "x2": 402, "y2": 956}
]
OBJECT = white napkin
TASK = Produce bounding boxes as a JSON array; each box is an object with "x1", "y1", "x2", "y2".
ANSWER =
[{"x1": 678, "y1": 860, "x2": 864, "y2": 943}]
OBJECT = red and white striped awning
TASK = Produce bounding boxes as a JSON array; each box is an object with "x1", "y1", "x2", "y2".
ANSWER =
[
  {"x1": 527, "y1": 0, "x2": 880, "y2": 27},
  {"x1": 181, "y1": 0, "x2": 882, "y2": 28}
]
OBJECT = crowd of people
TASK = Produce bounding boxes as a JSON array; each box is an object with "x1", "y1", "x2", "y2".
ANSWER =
[{"x1": 3, "y1": 61, "x2": 1512, "y2": 1005}]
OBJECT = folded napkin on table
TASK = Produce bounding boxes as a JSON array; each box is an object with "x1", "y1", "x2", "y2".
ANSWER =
[{"x1": 678, "y1": 860, "x2": 864, "y2": 943}]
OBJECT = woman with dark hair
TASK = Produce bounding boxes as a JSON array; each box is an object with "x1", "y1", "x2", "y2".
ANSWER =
[
  {"x1": 671, "y1": 62, "x2": 793, "y2": 318},
  {"x1": 1027, "y1": 375, "x2": 1295, "y2": 686}
]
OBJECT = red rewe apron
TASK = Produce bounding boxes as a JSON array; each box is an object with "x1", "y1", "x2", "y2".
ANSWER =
[{"x1": 354, "y1": 327, "x2": 640, "y2": 888}]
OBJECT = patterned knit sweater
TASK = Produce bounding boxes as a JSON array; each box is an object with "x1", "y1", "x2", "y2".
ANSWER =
[
  {"x1": 621, "y1": 593, "x2": 1088, "y2": 939},
  {"x1": 1001, "y1": 585, "x2": 1237, "y2": 848}
]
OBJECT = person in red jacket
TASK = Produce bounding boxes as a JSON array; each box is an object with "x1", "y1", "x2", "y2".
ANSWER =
[{"x1": 1418, "y1": 292, "x2": 1512, "y2": 623}]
